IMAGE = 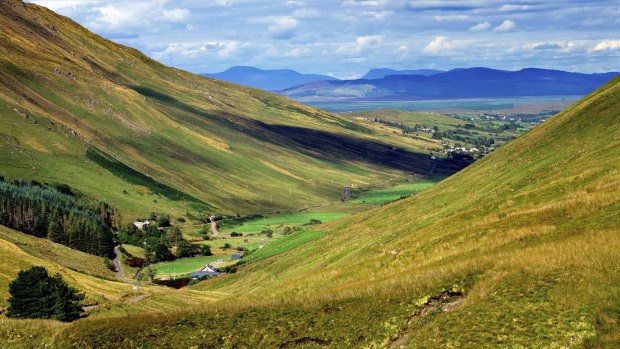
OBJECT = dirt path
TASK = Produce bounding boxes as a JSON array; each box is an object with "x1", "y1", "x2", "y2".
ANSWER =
[
  {"x1": 210, "y1": 215, "x2": 220, "y2": 236},
  {"x1": 112, "y1": 245, "x2": 124, "y2": 281},
  {"x1": 113, "y1": 245, "x2": 140, "y2": 286}
]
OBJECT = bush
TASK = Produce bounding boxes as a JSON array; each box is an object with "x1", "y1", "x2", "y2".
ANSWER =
[
  {"x1": 103, "y1": 257, "x2": 117, "y2": 272},
  {"x1": 201, "y1": 245, "x2": 212, "y2": 256},
  {"x1": 7, "y1": 266, "x2": 85, "y2": 322},
  {"x1": 230, "y1": 232, "x2": 243, "y2": 237},
  {"x1": 127, "y1": 257, "x2": 144, "y2": 268}
]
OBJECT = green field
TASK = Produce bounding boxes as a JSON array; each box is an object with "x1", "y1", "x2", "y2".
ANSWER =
[
  {"x1": 219, "y1": 212, "x2": 350, "y2": 234},
  {"x1": 151, "y1": 255, "x2": 223, "y2": 277},
  {"x1": 350, "y1": 178, "x2": 441, "y2": 204}
]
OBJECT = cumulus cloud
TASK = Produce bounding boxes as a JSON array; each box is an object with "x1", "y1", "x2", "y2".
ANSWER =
[
  {"x1": 292, "y1": 8, "x2": 321, "y2": 19},
  {"x1": 533, "y1": 43, "x2": 562, "y2": 50},
  {"x1": 268, "y1": 16, "x2": 299, "y2": 39},
  {"x1": 494, "y1": 20, "x2": 517, "y2": 32},
  {"x1": 337, "y1": 35, "x2": 383, "y2": 55},
  {"x1": 434, "y1": 15, "x2": 469, "y2": 21},
  {"x1": 593, "y1": 40, "x2": 620, "y2": 51},
  {"x1": 469, "y1": 21, "x2": 491, "y2": 32},
  {"x1": 422, "y1": 36, "x2": 471, "y2": 55},
  {"x1": 160, "y1": 8, "x2": 190, "y2": 23}
]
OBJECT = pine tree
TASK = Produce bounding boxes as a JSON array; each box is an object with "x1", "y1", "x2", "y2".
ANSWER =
[
  {"x1": 6, "y1": 266, "x2": 84, "y2": 322},
  {"x1": 47, "y1": 214, "x2": 65, "y2": 243}
]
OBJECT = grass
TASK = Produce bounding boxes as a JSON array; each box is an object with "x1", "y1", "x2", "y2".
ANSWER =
[
  {"x1": 0, "y1": 1, "x2": 469, "y2": 221},
  {"x1": 50, "y1": 74, "x2": 616, "y2": 348},
  {"x1": 219, "y1": 212, "x2": 350, "y2": 234},
  {"x1": 151, "y1": 255, "x2": 224, "y2": 278},
  {"x1": 1, "y1": 2, "x2": 619, "y2": 348}
]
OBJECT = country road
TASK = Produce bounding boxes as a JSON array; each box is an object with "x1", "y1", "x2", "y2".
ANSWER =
[
  {"x1": 113, "y1": 245, "x2": 140, "y2": 287},
  {"x1": 112, "y1": 245, "x2": 124, "y2": 281},
  {"x1": 82, "y1": 245, "x2": 149, "y2": 311}
]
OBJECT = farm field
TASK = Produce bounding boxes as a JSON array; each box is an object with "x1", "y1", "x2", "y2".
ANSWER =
[{"x1": 150, "y1": 255, "x2": 223, "y2": 278}]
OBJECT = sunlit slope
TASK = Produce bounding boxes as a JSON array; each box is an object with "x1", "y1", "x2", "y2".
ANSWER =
[
  {"x1": 206, "y1": 74, "x2": 619, "y2": 294},
  {"x1": 192, "y1": 76, "x2": 619, "y2": 345},
  {"x1": 0, "y1": 0, "x2": 450, "y2": 217},
  {"x1": 47, "y1": 76, "x2": 620, "y2": 349}
]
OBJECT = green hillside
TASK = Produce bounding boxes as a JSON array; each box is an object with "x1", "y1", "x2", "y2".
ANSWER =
[
  {"x1": 41, "y1": 77, "x2": 619, "y2": 349},
  {"x1": 0, "y1": 0, "x2": 462, "y2": 220},
  {"x1": 0, "y1": 1, "x2": 619, "y2": 348}
]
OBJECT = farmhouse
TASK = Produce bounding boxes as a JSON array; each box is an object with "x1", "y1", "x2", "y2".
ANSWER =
[
  {"x1": 231, "y1": 252, "x2": 243, "y2": 260},
  {"x1": 133, "y1": 220, "x2": 150, "y2": 229},
  {"x1": 189, "y1": 270, "x2": 219, "y2": 279}
]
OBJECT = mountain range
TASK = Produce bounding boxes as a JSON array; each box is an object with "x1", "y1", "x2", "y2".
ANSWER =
[
  {"x1": 202, "y1": 66, "x2": 338, "y2": 91},
  {"x1": 281, "y1": 67, "x2": 619, "y2": 101}
]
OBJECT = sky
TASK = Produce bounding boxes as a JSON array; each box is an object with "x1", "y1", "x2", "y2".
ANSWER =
[{"x1": 25, "y1": 0, "x2": 620, "y2": 79}]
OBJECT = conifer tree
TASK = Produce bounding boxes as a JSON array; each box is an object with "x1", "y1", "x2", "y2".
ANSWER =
[{"x1": 6, "y1": 266, "x2": 84, "y2": 322}]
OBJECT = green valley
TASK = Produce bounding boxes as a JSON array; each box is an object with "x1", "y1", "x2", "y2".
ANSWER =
[{"x1": 0, "y1": 1, "x2": 619, "y2": 348}]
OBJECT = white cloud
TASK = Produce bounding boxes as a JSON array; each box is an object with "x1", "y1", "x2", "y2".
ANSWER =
[
  {"x1": 341, "y1": 0, "x2": 390, "y2": 7},
  {"x1": 469, "y1": 21, "x2": 491, "y2": 32},
  {"x1": 499, "y1": 4, "x2": 539, "y2": 12},
  {"x1": 268, "y1": 16, "x2": 299, "y2": 39},
  {"x1": 160, "y1": 8, "x2": 190, "y2": 23},
  {"x1": 593, "y1": 40, "x2": 620, "y2": 51},
  {"x1": 494, "y1": 20, "x2": 517, "y2": 32},
  {"x1": 202, "y1": 41, "x2": 246, "y2": 58},
  {"x1": 29, "y1": 0, "x2": 99, "y2": 11},
  {"x1": 422, "y1": 36, "x2": 474, "y2": 55},
  {"x1": 434, "y1": 15, "x2": 469, "y2": 22},
  {"x1": 292, "y1": 8, "x2": 321, "y2": 19},
  {"x1": 337, "y1": 35, "x2": 383, "y2": 55},
  {"x1": 399, "y1": 44, "x2": 409, "y2": 56}
]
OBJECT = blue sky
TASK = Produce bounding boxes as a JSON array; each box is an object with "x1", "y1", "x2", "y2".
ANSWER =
[{"x1": 26, "y1": 0, "x2": 620, "y2": 79}]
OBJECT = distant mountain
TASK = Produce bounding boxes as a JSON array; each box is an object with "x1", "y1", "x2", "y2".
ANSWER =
[
  {"x1": 202, "y1": 66, "x2": 338, "y2": 91},
  {"x1": 361, "y1": 68, "x2": 444, "y2": 79},
  {"x1": 281, "y1": 67, "x2": 619, "y2": 101}
]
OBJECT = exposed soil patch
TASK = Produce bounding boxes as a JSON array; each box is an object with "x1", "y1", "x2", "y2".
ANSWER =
[{"x1": 389, "y1": 290, "x2": 464, "y2": 349}]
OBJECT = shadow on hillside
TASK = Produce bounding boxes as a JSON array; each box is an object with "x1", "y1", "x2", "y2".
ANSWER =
[{"x1": 130, "y1": 85, "x2": 468, "y2": 176}]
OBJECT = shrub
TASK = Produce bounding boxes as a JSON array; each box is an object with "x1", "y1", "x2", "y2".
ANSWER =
[
  {"x1": 127, "y1": 257, "x2": 144, "y2": 268},
  {"x1": 230, "y1": 232, "x2": 243, "y2": 237},
  {"x1": 103, "y1": 257, "x2": 116, "y2": 272}
]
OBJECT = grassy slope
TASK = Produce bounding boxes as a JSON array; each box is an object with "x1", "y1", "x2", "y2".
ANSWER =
[
  {"x1": 0, "y1": 0, "x2": 458, "y2": 219},
  {"x1": 44, "y1": 76, "x2": 620, "y2": 348}
]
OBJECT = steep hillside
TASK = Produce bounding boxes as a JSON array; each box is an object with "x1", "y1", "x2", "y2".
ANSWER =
[
  {"x1": 0, "y1": 0, "x2": 452, "y2": 218},
  {"x1": 19, "y1": 57, "x2": 619, "y2": 349}
]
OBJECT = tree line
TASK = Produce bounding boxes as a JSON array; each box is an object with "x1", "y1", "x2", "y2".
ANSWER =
[{"x1": 0, "y1": 177, "x2": 114, "y2": 257}]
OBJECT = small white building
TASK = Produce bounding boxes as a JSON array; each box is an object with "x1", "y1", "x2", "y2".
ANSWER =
[{"x1": 133, "y1": 220, "x2": 150, "y2": 230}]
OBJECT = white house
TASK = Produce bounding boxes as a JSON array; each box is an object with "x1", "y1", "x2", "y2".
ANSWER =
[{"x1": 133, "y1": 220, "x2": 150, "y2": 229}]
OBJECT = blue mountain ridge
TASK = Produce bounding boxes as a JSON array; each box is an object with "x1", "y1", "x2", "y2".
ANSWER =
[{"x1": 280, "y1": 67, "x2": 620, "y2": 100}]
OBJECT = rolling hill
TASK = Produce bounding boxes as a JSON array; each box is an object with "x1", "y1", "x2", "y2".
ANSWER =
[
  {"x1": 2, "y1": 46, "x2": 615, "y2": 349},
  {"x1": 282, "y1": 67, "x2": 619, "y2": 102},
  {"x1": 0, "y1": 0, "x2": 460, "y2": 219},
  {"x1": 202, "y1": 66, "x2": 338, "y2": 91},
  {"x1": 0, "y1": 1, "x2": 618, "y2": 348},
  {"x1": 45, "y1": 63, "x2": 618, "y2": 349}
]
